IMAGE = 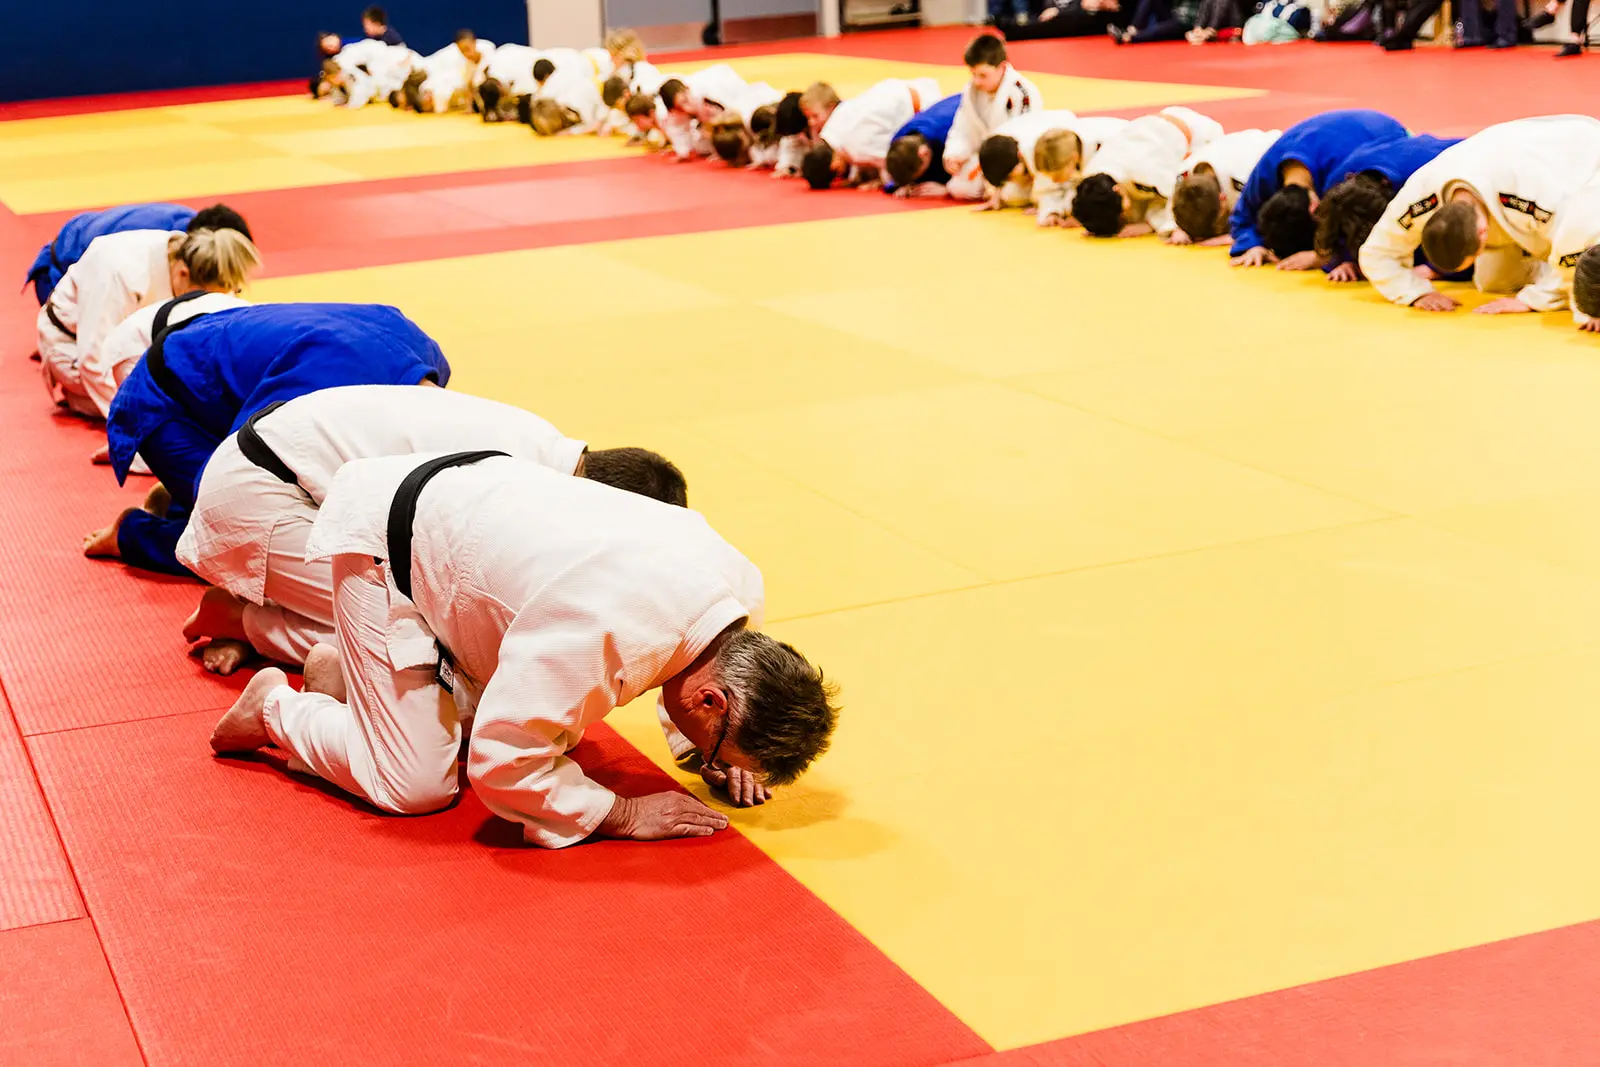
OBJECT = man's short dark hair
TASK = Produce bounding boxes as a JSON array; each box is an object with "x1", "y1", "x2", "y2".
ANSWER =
[
  {"x1": 964, "y1": 32, "x2": 1008, "y2": 67},
  {"x1": 479, "y1": 78, "x2": 504, "y2": 117},
  {"x1": 1171, "y1": 172, "x2": 1225, "y2": 242},
  {"x1": 188, "y1": 204, "x2": 252, "y2": 242},
  {"x1": 532, "y1": 58, "x2": 556, "y2": 83},
  {"x1": 1314, "y1": 172, "x2": 1394, "y2": 263},
  {"x1": 581, "y1": 447, "x2": 688, "y2": 506},
  {"x1": 1258, "y1": 184, "x2": 1317, "y2": 259},
  {"x1": 774, "y1": 92, "x2": 807, "y2": 137},
  {"x1": 362, "y1": 6, "x2": 388, "y2": 25},
  {"x1": 1072, "y1": 173, "x2": 1125, "y2": 237},
  {"x1": 802, "y1": 143, "x2": 837, "y2": 190},
  {"x1": 602, "y1": 75, "x2": 630, "y2": 108},
  {"x1": 720, "y1": 629, "x2": 840, "y2": 788},
  {"x1": 1421, "y1": 200, "x2": 1481, "y2": 273},
  {"x1": 978, "y1": 134, "x2": 1021, "y2": 190},
  {"x1": 886, "y1": 134, "x2": 929, "y2": 188},
  {"x1": 659, "y1": 78, "x2": 687, "y2": 111},
  {"x1": 750, "y1": 105, "x2": 776, "y2": 141},
  {"x1": 1574, "y1": 246, "x2": 1600, "y2": 320}
]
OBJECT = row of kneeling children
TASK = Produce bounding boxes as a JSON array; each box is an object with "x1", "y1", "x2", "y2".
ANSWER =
[{"x1": 22, "y1": 194, "x2": 840, "y2": 850}]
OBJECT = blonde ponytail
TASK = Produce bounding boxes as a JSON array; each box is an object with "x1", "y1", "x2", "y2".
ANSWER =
[
  {"x1": 173, "y1": 227, "x2": 262, "y2": 293},
  {"x1": 604, "y1": 28, "x2": 646, "y2": 63}
]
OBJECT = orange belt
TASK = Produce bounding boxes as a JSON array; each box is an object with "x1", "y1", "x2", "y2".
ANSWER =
[{"x1": 909, "y1": 86, "x2": 923, "y2": 114}]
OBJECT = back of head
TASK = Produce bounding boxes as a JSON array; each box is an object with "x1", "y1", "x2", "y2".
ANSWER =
[
  {"x1": 799, "y1": 82, "x2": 839, "y2": 115},
  {"x1": 710, "y1": 117, "x2": 748, "y2": 163},
  {"x1": 401, "y1": 69, "x2": 425, "y2": 113},
  {"x1": 176, "y1": 227, "x2": 261, "y2": 291},
  {"x1": 885, "y1": 134, "x2": 927, "y2": 188},
  {"x1": 659, "y1": 78, "x2": 687, "y2": 111},
  {"x1": 582, "y1": 447, "x2": 688, "y2": 506},
  {"x1": 963, "y1": 32, "x2": 1008, "y2": 68},
  {"x1": 624, "y1": 92, "x2": 656, "y2": 119},
  {"x1": 1072, "y1": 173, "x2": 1124, "y2": 237},
  {"x1": 1313, "y1": 172, "x2": 1394, "y2": 262},
  {"x1": 602, "y1": 74, "x2": 630, "y2": 109},
  {"x1": 455, "y1": 29, "x2": 476, "y2": 45},
  {"x1": 479, "y1": 78, "x2": 504, "y2": 115},
  {"x1": 775, "y1": 91, "x2": 808, "y2": 137},
  {"x1": 978, "y1": 134, "x2": 1021, "y2": 190},
  {"x1": 532, "y1": 58, "x2": 556, "y2": 84},
  {"x1": 188, "y1": 204, "x2": 253, "y2": 243},
  {"x1": 362, "y1": 5, "x2": 387, "y2": 26},
  {"x1": 1257, "y1": 184, "x2": 1316, "y2": 259},
  {"x1": 604, "y1": 28, "x2": 646, "y2": 63},
  {"x1": 1171, "y1": 172, "x2": 1224, "y2": 241},
  {"x1": 750, "y1": 104, "x2": 777, "y2": 143},
  {"x1": 1574, "y1": 246, "x2": 1600, "y2": 320},
  {"x1": 801, "y1": 143, "x2": 836, "y2": 190},
  {"x1": 1032, "y1": 129, "x2": 1081, "y2": 177},
  {"x1": 529, "y1": 97, "x2": 575, "y2": 136},
  {"x1": 717, "y1": 629, "x2": 840, "y2": 787},
  {"x1": 1420, "y1": 201, "x2": 1481, "y2": 273}
]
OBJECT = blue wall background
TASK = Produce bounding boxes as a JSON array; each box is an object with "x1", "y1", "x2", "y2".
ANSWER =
[{"x1": 1, "y1": 1, "x2": 529, "y2": 103}]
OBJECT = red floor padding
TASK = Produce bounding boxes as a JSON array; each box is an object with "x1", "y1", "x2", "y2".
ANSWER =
[
  {"x1": 949, "y1": 920, "x2": 1600, "y2": 1066},
  {"x1": 0, "y1": 919, "x2": 143, "y2": 1066},
  {"x1": 0, "y1": 687, "x2": 79, "y2": 931},
  {"x1": 28, "y1": 710, "x2": 989, "y2": 1067}
]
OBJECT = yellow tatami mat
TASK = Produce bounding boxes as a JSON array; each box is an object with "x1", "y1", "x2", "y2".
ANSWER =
[
  {"x1": 250, "y1": 209, "x2": 1600, "y2": 1048},
  {"x1": 0, "y1": 54, "x2": 1258, "y2": 213}
]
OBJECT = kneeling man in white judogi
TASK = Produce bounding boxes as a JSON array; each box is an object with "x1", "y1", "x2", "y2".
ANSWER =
[
  {"x1": 210, "y1": 455, "x2": 839, "y2": 845},
  {"x1": 177, "y1": 384, "x2": 686, "y2": 675}
]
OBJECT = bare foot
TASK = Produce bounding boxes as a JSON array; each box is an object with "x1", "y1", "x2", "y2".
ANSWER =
[
  {"x1": 303, "y1": 643, "x2": 348, "y2": 703},
  {"x1": 183, "y1": 586, "x2": 248, "y2": 643},
  {"x1": 83, "y1": 508, "x2": 135, "y2": 559},
  {"x1": 143, "y1": 483, "x2": 172, "y2": 518},
  {"x1": 210, "y1": 667, "x2": 287, "y2": 753},
  {"x1": 91, "y1": 444, "x2": 110, "y2": 465},
  {"x1": 201, "y1": 639, "x2": 253, "y2": 676}
]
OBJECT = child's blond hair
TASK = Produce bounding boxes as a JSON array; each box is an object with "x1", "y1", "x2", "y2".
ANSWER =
[
  {"x1": 799, "y1": 81, "x2": 840, "y2": 114},
  {"x1": 604, "y1": 28, "x2": 646, "y2": 64},
  {"x1": 1033, "y1": 129, "x2": 1083, "y2": 177},
  {"x1": 529, "y1": 98, "x2": 579, "y2": 136}
]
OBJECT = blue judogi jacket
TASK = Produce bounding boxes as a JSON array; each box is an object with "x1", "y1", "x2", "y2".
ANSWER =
[
  {"x1": 25, "y1": 203, "x2": 195, "y2": 305},
  {"x1": 106, "y1": 303, "x2": 451, "y2": 491},
  {"x1": 1228, "y1": 109, "x2": 1408, "y2": 257},
  {"x1": 884, "y1": 94, "x2": 962, "y2": 191},
  {"x1": 1323, "y1": 134, "x2": 1465, "y2": 271}
]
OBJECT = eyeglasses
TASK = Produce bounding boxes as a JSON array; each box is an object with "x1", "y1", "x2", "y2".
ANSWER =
[{"x1": 704, "y1": 713, "x2": 731, "y2": 769}]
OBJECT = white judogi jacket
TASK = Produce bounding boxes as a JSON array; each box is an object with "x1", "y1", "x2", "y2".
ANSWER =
[
  {"x1": 418, "y1": 40, "x2": 495, "y2": 113},
  {"x1": 665, "y1": 64, "x2": 750, "y2": 158},
  {"x1": 819, "y1": 78, "x2": 942, "y2": 170},
  {"x1": 335, "y1": 41, "x2": 417, "y2": 108},
  {"x1": 1359, "y1": 115, "x2": 1600, "y2": 308},
  {"x1": 599, "y1": 59, "x2": 667, "y2": 135},
  {"x1": 1178, "y1": 128, "x2": 1282, "y2": 217},
  {"x1": 1548, "y1": 184, "x2": 1600, "y2": 325},
  {"x1": 176, "y1": 385, "x2": 587, "y2": 607},
  {"x1": 306, "y1": 455, "x2": 765, "y2": 849},
  {"x1": 944, "y1": 63, "x2": 1041, "y2": 172},
  {"x1": 1085, "y1": 107, "x2": 1225, "y2": 235},
  {"x1": 85, "y1": 292, "x2": 247, "y2": 420},
  {"x1": 37, "y1": 229, "x2": 178, "y2": 380},
  {"x1": 479, "y1": 42, "x2": 537, "y2": 94},
  {"x1": 536, "y1": 72, "x2": 607, "y2": 130},
  {"x1": 1002, "y1": 113, "x2": 1127, "y2": 222}
]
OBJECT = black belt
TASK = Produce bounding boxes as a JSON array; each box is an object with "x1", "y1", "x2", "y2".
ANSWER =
[
  {"x1": 146, "y1": 312, "x2": 225, "y2": 438},
  {"x1": 234, "y1": 400, "x2": 302, "y2": 488},
  {"x1": 386, "y1": 451, "x2": 507, "y2": 600},
  {"x1": 48, "y1": 237, "x2": 64, "y2": 272},
  {"x1": 44, "y1": 302, "x2": 75, "y2": 339}
]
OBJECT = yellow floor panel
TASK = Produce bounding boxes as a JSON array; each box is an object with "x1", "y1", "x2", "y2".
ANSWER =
[{"x1": 0, "y1": 55, "x2": 1258, "y2": 213}]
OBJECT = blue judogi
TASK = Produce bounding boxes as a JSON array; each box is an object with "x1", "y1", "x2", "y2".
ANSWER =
[
  {"x1": 884, "y1": 94, "x2": 962, "y2": 192},
  {"x1": 1228, "y1": 109, "x2": 1408, "y2": 257},
  {"x1": 105, "y1": 303, "x2": 451, "y2": 576},
  {"x1": 25, "y1": 203, "x2": 195, "y2": 305},
  {"x1": 1323, "y1": 134, "x2": 1465, "y2": 271}
]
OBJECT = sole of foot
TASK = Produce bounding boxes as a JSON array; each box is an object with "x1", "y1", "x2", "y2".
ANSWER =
[{"x1": 210, "y1": 667, "x2": 287, "y2": 754}]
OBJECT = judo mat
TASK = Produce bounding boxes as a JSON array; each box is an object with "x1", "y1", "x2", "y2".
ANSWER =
[{"x1": 7, "y1": 27, "x2": 1600, "y2": 1066}]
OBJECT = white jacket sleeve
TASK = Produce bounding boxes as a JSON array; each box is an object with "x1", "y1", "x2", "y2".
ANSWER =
[
  {"x1": 72, "y1": 249, "x2": 144, "y2": 377},
  {"x1": 1359, "y1": 212, "x2": 1434, "y2": 307},
  {"x1": 80, "y1": 311, "x2": 149, "y2": 419},
  {"x1": 943, "y1": 91, "x2": 981, "y2": 170},
  {"x1": 1517, "y1": 257, "x2": 1567, "y2": 312},
  {"x1": 465, "y1": 609, "x2": 622, "y2": 849}
]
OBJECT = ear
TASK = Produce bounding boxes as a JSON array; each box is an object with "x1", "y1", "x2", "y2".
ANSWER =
[{"x1": 698, "y1": 684, "x2": 729, "y2": 714}]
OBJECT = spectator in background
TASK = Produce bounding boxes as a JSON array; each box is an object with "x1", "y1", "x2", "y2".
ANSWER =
[
  {"x1": 363, "y1": 6, "x2": 404, "y2": 46},
  {"x1": 1007, "y1": 0, "x2": 1122, "y2": 37},
  {"x1": 990, "y1": 0, "x2": 1034, "y2": 26},
  {"x1": 1243, "y1": 0, "x2": 1313, "y2": 41},
  {"x1": 1186, "y1": 0, "x2": 1246, "y2": 41},
  {"x1": 1313, "y1": 0, "x2": 1395, "y2": 41},
  {"x1": 1108, "y1": 0, "x2": 1201, "y2": 41},
  {"x1": 1526, "y1": 0, "x2": 1591, "y2": 54}
]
